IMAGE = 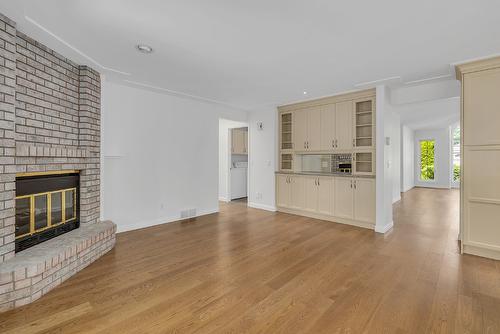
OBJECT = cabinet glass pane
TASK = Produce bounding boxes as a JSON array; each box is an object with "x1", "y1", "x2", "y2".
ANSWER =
[
  {"x1": 355, "y1": 100, "x2": 373, "y2": 147},
  {"x1": 356, "y1": 101, "x2": 372, "y2": 113},
  {"x1": 15, "y1": 197, "x2": 31, "y2": 237},
  {"x1": 281, "y1": 113, "x2": 293, "y2": 150},
  {"x1": 355, "y1": 152, "x2": 373, "y2": 173},
  {"x1": 34, "y1": 195, "x2": 48, "y2": 230},
  {"x1": 281, "y1": 154, "x2": 293, "y2": 170}
]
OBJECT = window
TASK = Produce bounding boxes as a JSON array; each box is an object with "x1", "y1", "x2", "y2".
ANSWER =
[
  {"x1": 452, "y1": 126, "x2": 460, "y2": 182},
  {"x1": 420, "y1": 140, "x2": 435, "y2": 181}
]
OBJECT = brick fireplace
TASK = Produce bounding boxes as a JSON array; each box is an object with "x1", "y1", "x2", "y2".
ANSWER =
[{"x1": 0, "y1": 13, "x2": 116, "y2": 311}]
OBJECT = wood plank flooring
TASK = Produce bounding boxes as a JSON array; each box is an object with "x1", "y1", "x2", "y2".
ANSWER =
[{"x1": 1, "y1": 187, "x2": 499, "y2": 333}]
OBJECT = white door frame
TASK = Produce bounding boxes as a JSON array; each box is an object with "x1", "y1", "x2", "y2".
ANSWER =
[{"x1": 226, "y1": 126, "x2": 249, "y2": 202}]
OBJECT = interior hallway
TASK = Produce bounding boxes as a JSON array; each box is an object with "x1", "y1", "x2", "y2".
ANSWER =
[{"x1": 1, "y1": 188, "x2": 499, "y2": 333}]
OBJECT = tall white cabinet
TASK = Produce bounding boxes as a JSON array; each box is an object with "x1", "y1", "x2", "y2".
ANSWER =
[{"x1": 457, "y1": 57, "x2": 500, "y2": 260}]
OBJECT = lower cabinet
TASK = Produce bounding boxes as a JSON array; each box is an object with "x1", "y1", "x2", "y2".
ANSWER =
[
  {"x1": 303, "y1": 176, "x2": 334, "y2": 215},
  {"x1": 317, "y1": 176, "x2": 334, "y2": 216},
  {"x1": 276, "y1": 174, "x2": 290, "y2": 207},
  {"x1": 276, "y1": 174, "x2": 375, "y2": 228},
  {"x1": 334, "y1": 177, "x2": 354, "y2": 219},
  {"x1": 290, "y1": 175, "x2": 305, "y2": 210},
  {"x1": 353, "y1": 178, "x2": 376, "y2": 223}
]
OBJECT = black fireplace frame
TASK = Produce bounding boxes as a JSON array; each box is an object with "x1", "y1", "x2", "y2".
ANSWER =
[{"x1": 15, "y1": 172, "x2": 80, "y2": 252}]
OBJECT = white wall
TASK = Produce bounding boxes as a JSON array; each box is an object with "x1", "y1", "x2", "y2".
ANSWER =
[
  {"x1": 401, "y1": 125, "x2": 415, "y2": 192},
  {"x1": 375, "y1": 85, "x2": 394, "y2": 233},
  {"x1": 218, "y1": 120, "x2": 248, "y2": 202},
  {"x1": 414, "y1": 128, "x2": 452, "y2": 189},
  {"x1": 247, "y1": 107, "x2": 277, "y2": 211},
  {"x1": 386, "y1": 110, "x2": 401, "y2": 203},
  {"x1": 101, "y1": 81, "x2": 247, "y2": 232}
]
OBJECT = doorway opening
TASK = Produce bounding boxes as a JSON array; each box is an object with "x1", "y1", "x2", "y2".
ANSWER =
[{"x1": 218, "y1": 119, "x2": 249, "y2": 205}]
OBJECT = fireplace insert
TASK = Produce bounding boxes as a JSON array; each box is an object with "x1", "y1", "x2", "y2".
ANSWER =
[{"x1": 15, "y1": 171, "x2": 80, "y2": 252}]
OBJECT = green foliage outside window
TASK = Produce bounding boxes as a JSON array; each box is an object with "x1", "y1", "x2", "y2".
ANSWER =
[
  {"x1": 453, "y1": 164, "x2": 460, "y2": 182},
  {"x1": 420, "y1": 140, "x2": 435, "y2": 180}
]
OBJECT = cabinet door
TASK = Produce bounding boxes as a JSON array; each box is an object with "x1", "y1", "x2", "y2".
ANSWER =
[
  {"x1": 307, "y1": 107, "x2": 321, "y2": 151},
  {"x1": 335, "y1": 101, "x2": 353, "y2": 150},
  {"x1": 317, "y1": 176, "x2": 334, "y2": 216},
  {"x1": 353, "y1": 150, "x2": 375, "y2": 175},
  {"x1": 243, "y1": 130, "x2": 248, "y2": 154},
  {"x1": 353, "y1": 178, "x2": 375, "y2": 223},
  {"x1": 320, "y1": 105, "x2": 335, "y2": 151},
  {"x1": 232, "y1": 129, "x2": 242, "y2": 154},
  {"x1": 334, "y1": 177, "x2": 354, "y2": 219},
  {"x1": 276, "y1": 174, "x2": 290, "y2": 208},
  {"x1": 303, "y1": 176, "x2": 318, "y2": 212},
  {"x1": 293, "y1": 110, "x2": 308, "y2": 151},
  {"x1": 290, "y1": 176, "x2": 305, "y2": 210},
  {"x1": 463, "y1": 68, "x2": 500, "y2": 146}
]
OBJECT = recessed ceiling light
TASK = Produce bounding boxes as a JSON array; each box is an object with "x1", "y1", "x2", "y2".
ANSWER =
[
  {"x1": 303, "y1": 91, "x2": 308, "y2": 95},
  {"x1": 136, "y1": 44, "x2": 153, "y2": 54}
]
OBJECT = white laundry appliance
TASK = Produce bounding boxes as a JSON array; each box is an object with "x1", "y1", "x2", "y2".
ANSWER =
[{"x1": 230, "y1": 161, "x2": 247, "y2": 200}]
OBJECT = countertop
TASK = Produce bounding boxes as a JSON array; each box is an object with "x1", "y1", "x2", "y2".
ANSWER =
[{"x1": 275, "y1": 171, "x2": 375, "y2": 179}]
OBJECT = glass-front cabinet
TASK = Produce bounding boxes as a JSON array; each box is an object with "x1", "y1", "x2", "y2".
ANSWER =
[{"x1": 353, "y1": 98, "x2": 375, "y2": 149}]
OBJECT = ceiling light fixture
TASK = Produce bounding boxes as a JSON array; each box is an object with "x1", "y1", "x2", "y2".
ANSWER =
[
  {"x1": 136, "y1": 44, "x2": 153, "y2": 54},
  {"x1": 303, "y1": 91, "x2": 308, "y2": 95}
]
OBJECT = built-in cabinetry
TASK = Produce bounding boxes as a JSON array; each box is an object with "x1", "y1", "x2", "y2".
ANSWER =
[
  {"x1": 276, "y1": 173, "x2": 375, "y2": 229},
  {"x1": 278, "y1": 89, "x2": 375, "y2": 175},
  {"x1": 276, "y1": 89, "x2": 376, "y2": 230},
  {"x1": 231, "y1": 128, "x2": 248, "y2": 155},
  {"x1": 456, "y1": 57, "x2": 500, "y2": 260}
]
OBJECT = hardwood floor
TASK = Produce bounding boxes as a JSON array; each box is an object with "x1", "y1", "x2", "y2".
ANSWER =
[{"x1": 1, "y1": 188, "x2": 499, "y2": 333}]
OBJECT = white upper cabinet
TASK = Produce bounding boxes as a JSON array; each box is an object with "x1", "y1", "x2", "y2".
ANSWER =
[
  {"x1": 320, "y1": 104, "x2": 336, "y2": 151},
  {"x1": 463, "y1": 68, "x2": 500, "y2": 146},
  {"x1": 307, "y1": 107, "x2": 321, "y2": 151},
  {"x1": 231, "y1": 128, "x2": 247, "y2": 154},
  {"x1": 335, "y1": 101, "x2": 354, "y2": 150},
  {"x1": 294, "y1": 107, "x2": 321, "y2": 152},
  {"x1": 293, "y1": 109, "x2": 308, "y2": 151}
]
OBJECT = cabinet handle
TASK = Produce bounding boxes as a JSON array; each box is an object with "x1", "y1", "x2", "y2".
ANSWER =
[
  {"x1": 317, "y1": 178, "x2": 320, "y2": 186},
  {"x1": 335, "y1": 139, "x2": 338, "y2": 148},
  {"x1": 353, "y1": 139, "x2": 356, "y2": 147},
  {"x1": 304, "y1": 142, "x2": 306, "y2": 149},
  {"x1": 354, "y1": 180, "x2": 357, "y2": 189},
  {"x1": 332, "y1": 140, "x2": 334, "y2": 148},
  {"x1": 350, "y1": 180, "x2": 353, "y2": 188}
]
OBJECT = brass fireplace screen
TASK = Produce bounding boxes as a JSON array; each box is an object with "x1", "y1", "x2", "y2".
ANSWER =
[{"x1": 15, "y1": 187, "x2": 77, "y2": 239}]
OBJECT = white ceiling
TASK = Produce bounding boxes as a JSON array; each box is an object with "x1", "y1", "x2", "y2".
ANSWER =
[{"x1": 1, "y1": 0, "x2": 500, "y2": 110}]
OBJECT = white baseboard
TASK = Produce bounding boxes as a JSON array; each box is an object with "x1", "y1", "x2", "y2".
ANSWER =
[
  {"x1": 392, "y1": 195, "x2": 401, "y2": 204},
  {"x1": 402, "y1": 185, "x2": 415, "y2": 193},
  {"x1": 247, "y1": 202, "x2": 277, "y2": 212},
  {"x1": 375, "y1": 220, "x2": 394, "y2": 234},
  {"x1": 116, "y1": 208, "x2": 219, "y2": 233},
  {"x1": 218, "y1": 196, "x2": 229, "y2": 202}
]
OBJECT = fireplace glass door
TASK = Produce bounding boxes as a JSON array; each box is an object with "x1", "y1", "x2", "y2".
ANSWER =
[{"x1": 15, "y1": 187, "x2": 77, "y2": 239}]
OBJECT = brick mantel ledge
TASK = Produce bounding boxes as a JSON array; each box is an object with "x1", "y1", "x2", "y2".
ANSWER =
[{"x1": 0, "y1": 221, "x2": 116, "y2": 312}]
